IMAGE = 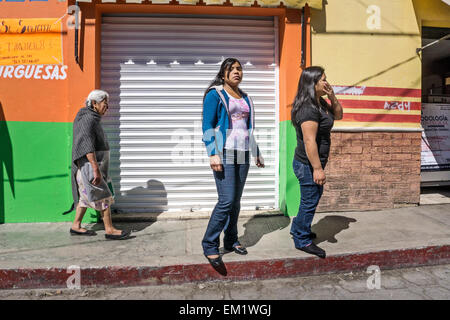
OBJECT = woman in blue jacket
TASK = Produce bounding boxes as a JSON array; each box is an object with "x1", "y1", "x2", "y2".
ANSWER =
[{"x1": 201, "y1": 58, "x2": 264, "y2": 267}]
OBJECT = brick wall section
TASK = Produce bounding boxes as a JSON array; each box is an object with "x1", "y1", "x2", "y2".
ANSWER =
[{"x1": 317, "y1": 132, "x2": 422, "y2": 212}]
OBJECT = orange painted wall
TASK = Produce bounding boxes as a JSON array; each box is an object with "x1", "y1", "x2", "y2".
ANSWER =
[
  {"x1": 0, "y1": 0, "x2": 69, "y2": 123},
  {"x1": 67, "y1": 2, "x2": 97, "y2": 123},
  {"x1": 1, "y1": 2, "x2": 305, "y2": 124},
  {"x1": 279, "y1": 7, "x2": 308, "y2": 122}
]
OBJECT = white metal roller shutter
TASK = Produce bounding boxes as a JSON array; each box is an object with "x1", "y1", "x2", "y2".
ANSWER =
[{"x1": 101, "y1": 14, "x2": 279, "y2": 213}]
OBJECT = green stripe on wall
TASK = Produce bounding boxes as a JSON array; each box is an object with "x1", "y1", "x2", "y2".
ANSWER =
[
  {"x1": 279, "y1": 120, "x2": 300, "y2": 217},
  {"x1": 0, "y1": 121, "x2": 97, "y2": 223},
  {"x1": 2, "y1": 119, "x2": 300, "y2": 222}
]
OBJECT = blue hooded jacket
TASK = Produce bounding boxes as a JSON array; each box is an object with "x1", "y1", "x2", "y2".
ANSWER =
[{"x1": 202, "y1": 85, "x2": 260, "y2": 157}]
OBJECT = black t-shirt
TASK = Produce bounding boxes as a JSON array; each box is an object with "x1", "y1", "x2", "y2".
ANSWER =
[{"x1": 294, "y1": 98, "x2": 334, "y2": 168}]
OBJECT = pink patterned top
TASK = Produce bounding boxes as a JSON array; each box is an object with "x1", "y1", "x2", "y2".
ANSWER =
[{"x1": 225, "y1": 96, "x2": 250, "y2": 151}]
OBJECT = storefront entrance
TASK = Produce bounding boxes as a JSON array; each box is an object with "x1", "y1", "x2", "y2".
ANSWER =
[
  {"x1": 420, "y1": 26, "x2": 450, "y2": 187},
  {"x1": 100, "y1": 14, "x2": 279, "y2": 213}
]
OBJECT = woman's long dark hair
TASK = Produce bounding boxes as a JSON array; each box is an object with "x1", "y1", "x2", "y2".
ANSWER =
[
  {"x1": 203, "y1": 58, "x2": 242, "y2": 100},
  {"x1": 291, "y1": 66, "x2": 325, "y2": 129}
]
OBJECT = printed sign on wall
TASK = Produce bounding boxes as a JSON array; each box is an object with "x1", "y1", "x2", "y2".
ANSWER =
[
  {"x1": 0, "y1": 18, "x2": 63, "y2": 66},
  {"x1": 332, "y1": 85, "x2": 422, "y2": 130},
  {"x1": 421, "y1": 103, "x2": 450, "y2": 171}
]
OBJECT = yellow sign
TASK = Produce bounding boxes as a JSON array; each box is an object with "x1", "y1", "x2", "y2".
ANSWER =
[{"x1": 0, "y1": 18, "x2": 63, "y2": 66}]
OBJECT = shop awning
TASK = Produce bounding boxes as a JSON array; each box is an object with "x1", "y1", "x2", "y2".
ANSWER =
[{"x1": 75, "y1": 0, "x2": 323, "y2": 10}]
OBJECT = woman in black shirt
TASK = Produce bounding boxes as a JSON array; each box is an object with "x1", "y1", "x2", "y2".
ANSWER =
[{"x1": 290, "y1": 66, "x2": 343, "y2": 258}]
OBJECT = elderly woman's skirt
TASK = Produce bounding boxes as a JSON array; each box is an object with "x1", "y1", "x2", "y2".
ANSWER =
[
  {"x1": 75, "y1": 150, "x2": 114, "y2": 211},
  {"x1": 76, "y1": 169, "x2": 114, "y2": 211}
]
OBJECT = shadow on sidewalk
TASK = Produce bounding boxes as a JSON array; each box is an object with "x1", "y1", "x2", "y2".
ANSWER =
[
  {"x1": 90, "y1": 221, "x2": 155, "y2": 234},
  {"x1": 421, "y1": 186, "x2": 450, "y2": 197},
  {"x1": 0, "y1": 102, "x2": 15, "y2": 224},
  {"x1": 312, "y1": 215, "x2": 357, "y2": 245},
  {"x1": 89, "y1": 179, "x2": 168, "y2": 234},
  {"x1": 235, "y1": 215, "x2": 291, "y2": 249}
]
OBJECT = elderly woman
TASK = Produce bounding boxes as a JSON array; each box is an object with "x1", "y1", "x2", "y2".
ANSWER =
[{"x1": 67, "y1": 90, "x2": 130, "y2": 240}]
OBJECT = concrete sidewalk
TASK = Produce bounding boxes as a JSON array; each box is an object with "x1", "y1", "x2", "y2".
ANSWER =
[{"x1": 0, "y1": 203, "x2": 449, "y2": 289}]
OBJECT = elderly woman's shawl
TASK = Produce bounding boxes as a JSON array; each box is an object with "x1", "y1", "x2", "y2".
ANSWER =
[{"x1": 63, "y1": 107, "x2": 111, "y2": 214}]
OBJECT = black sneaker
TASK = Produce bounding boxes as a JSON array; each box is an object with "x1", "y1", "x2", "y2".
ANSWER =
[{"x1": 297, "y1": 242, "x2": 326, "y2": 258}]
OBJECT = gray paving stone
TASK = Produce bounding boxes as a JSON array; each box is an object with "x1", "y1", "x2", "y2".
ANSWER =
[
  {"x1": 429, "y1": 265, "x2": 450, "y2": 280},
  {"x1": 338, "y1": 279, "x2": 370, "y2": 293},
  {"x1": 379, "y1": 274, "x2": 409, "y2": 290},
  {"x1": 423, "y1": 286, "x2": 450, "y2": 300},
  {"x1": 437, "y1": 280, "x2": 450, "y2": 290},
  {"x1": 296, "y1": 287, "x2": 340, "y2": 300},
  {"x1": 401, "y1": 269, "x2": 439, "y2": 286},
  {"x1": 341, "y1": 288, "x2": 426, "y2": 300}
]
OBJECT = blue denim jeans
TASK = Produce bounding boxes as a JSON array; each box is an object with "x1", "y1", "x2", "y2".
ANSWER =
[
  {"x1": 290, "y1": 159, "x2": 324, "y2": 248},
  {"x1": 202, "y1": 150, "x2": 250, "y2": 256}
]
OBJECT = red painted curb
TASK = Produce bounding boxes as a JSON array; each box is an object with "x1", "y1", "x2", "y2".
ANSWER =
[{"x1": 1, "y1": 245, "x2": 449, "y2": 290}]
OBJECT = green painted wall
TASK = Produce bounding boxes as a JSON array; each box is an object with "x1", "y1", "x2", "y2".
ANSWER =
[
  {"x1": 279, "y1": 120, "x2": 300, "y2": 217},
  {"x1": 0, "y1": 121, "x2": 98, "y2": 223},
  {"x1": 1, "y1": 119, "x2": 299, "y2": 222}
]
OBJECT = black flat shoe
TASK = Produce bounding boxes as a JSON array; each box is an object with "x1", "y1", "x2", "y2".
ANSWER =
[
  {"x1": 70, "y1": 228, "x2": 97, "y2": 236},
  {"x1": 297, "y1": 242, "x2": 326, "y2": 259},
  {"x1": 225, "y1": 246, "x2": 248, "y2": 255},
  {"x1": 205, "y1": 255, "x2": 227, "y2": 275},
  {"x1": 105, "y1": 230, "x2": 131, "y2": 240},
  {"x1": 205, "y1": 255, "x2": 224, "y2": 268}
]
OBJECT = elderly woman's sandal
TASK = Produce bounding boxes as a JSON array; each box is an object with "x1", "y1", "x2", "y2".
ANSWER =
[
  {"x1": 70, "y1": 228, "x2": 97, "y2": 236},
  {"x1": 105, "y1": 230, "x2": 131, "y2": 240}
]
